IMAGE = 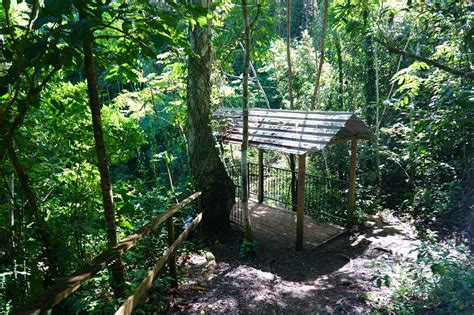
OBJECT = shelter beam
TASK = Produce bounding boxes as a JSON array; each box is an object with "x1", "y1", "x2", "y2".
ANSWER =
[
  {"x1": 296, "y1": 154, "x2": 306, "y2": 250},
  {"x1": 348, "y1": 139, "x2": 357, "y2": 226},
  {"x1": 258, "y1": 149, "x2": 264, "y2": 203}
]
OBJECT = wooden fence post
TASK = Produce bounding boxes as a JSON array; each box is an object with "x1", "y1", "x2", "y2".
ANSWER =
[
  {"x1": 258, "y1": 149, "x2": 264, "y2": 203},
  {"x1": 167, "y1": 215, "x2": 177, "y2": 288},
  {"x1": 347, "y1": 139, "x2": 357, "y2": 227},
  {"x1": 296, "y1": 154, "x2": 306, "y2": 250}
]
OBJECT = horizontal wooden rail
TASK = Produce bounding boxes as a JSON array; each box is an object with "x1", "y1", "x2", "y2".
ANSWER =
[
  {"x1": 14, "y1": 192, "x2": 202, "y2": 315},
  {"x1": 115, "y1": 212, "x2": 203, "y2": 315}
]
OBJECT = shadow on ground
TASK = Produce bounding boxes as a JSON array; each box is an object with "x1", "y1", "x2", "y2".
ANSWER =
[{"x1": 149, "y1": 211, "x2": 418, "y2": 313}]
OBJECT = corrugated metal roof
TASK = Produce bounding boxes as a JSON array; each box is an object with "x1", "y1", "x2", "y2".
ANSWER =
[{"x1": 213, "y1": 108, "x2": 375, "y2": 155}]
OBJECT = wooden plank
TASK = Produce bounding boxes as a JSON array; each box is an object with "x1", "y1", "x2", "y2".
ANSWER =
[
  {"x1": 255, "y1": 144, "x2": 307, "y2": 155},
  {"x1": 232, "y1": 121, "x2": 348, "y2": 136},
  {"x1": 296, "y1": 154, "x2": 306, "y2": 250},
  {"x1": 225, "y1": 120, "x2": 371, "y2": 140},
  {"x1": 226, "y1": 134, "x2": 322, "y2": 150},
  {"x1": 115, "y1": 213, "x2": 203, "y2": 315},
  {"x1": 229, "y1": 116, "x2": 348, "y2": 128},
  {"x1": 347, "y1": 140, "x2": 357, "y2": 226},
  {"x1": 223, "y1": 139, "x2": 307, "y2": 155},
  {"x1": 218, "y1": 108, "x2": 353, "y2": 121},
  {"x1": 248, "y1": 113, "x2": 351, "y2": 123},
  {"x1": 250, "y1": 107, "x2": 353, "y2": 115},
  {"x1": 329, "y1": 135, "x2": 373, "y2": 145},
  {"x1": 14, "y1": 192, "x2": 202, "y2": 315},
  {"x1": 224, "y1": 115, "x2": 372, "y2": 130},
  {"x1": 215, "y1": 107, "x2": 353, "y2": 116},
  {"x1": 228, "y1": 129, "x2": 335, "y2": 143},
  {"x1": 246, "y1": 200, "x2": 345, "y2": 248},
  {"x1": 343, "y1": 121, "x2": 357, "y2": 134},
  {"x1": 346, "y1": 115, "x2": 374, "y2": 135},
  {"x1": 258, "y1": 149, "x2": 264, "y2": 203},
  {"x1": 248, "y1": 200, "x2": 341, "y2": 234}
]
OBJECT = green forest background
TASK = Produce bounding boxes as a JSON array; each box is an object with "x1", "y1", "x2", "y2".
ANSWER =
[{"x1": 0, "y1": 0, "x2": 472, "y2": 313}]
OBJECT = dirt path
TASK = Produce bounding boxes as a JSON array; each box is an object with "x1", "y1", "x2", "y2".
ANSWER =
[{"x1": 161, "y1": 211, "x2": 419, "y2": 313}]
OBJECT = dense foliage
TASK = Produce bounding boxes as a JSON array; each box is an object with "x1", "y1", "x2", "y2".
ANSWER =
[{"x1": 0, "y1": 0, "x2": 472, "y2": 312}]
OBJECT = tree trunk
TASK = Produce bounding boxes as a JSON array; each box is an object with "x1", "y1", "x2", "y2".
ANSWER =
[
  {"x1": 287, "y1": 0, "x2": 295, "y2": 110},
  {"x1": 238, "y1": 42, "x2": 270, "y2": 109},
  {"x1": 310, "y1": 0, "x2": 329, "y2": 110},
  {"x1": 287, "y1": 0, "x2": 298, "y2": 210},
  {"x1": 365, "y1": 35, "x2": 376, "y2": 125},
  {"x1": 3, "y1": 135, "x2": 58, "y2": 286},
  {"x1": 335, "y1": 36, "x2": 344, "y2": 109},
  {"x1": 374, "y1": 41, "x2": 382, "y2": 189},
  {"x1": 187, "y1": 0, "x2": 235, "y2": 235},
  {"x1": 77, "y1": 3, "x2": 126, "y2": 298},
  {"x1": 241, "y1": 0, "x2": 253, "y2": 243}
]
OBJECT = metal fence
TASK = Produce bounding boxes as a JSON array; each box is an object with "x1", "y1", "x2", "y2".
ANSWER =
[{"x1": 227, "y1": 163, "x2": 348, "y2": 226}]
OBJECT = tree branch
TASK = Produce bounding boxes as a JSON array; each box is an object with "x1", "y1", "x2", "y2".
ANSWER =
[{"x1": 376, "y1": 38, "x2": 474, "y2": 80}]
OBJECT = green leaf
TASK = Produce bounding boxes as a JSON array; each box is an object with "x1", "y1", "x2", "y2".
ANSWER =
[
  {"x1": 376, "y1": 277, "x2": 382, "y2": 288},
  {"x1": 197, "y1": 16, "x2": 208, "y2": 27},
  {"x1": 122, "y1": 21, "x2": 132, "y2": 34}
]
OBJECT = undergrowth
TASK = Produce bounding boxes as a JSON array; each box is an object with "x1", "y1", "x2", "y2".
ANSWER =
[{"x1": 373, "y1": 242, "x2": 474, "y2": 314}]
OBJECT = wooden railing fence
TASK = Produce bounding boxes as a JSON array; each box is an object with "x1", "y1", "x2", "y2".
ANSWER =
[{"x1": 14, "y1": 192, "x2": 202, "y2": 315}]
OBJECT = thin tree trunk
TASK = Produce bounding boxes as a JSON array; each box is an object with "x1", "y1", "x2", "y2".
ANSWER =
[
  {"x1": 8, "y1": 174, "x2": 17, "y2": 281},
  {"x1": 374, "y1": 42, "x2": 381, "y2": 188},
  {"x1": 77, "y1": 3, "x2": 126, "y2": 298},
  {"x1": 187, "y1": 0, "x2": 235, "y2": 235},
  {"x1": 250, "y1": 61, "x2": 271, "y2": 109},
  {"x1": 335, "y1": 36, "x2": 344, "y2": 109},
  {"x1": 365, "y1": 35, "x2": 376, "y2": 126},
  {"x1": 287, "y1": 0, "x2": 294, "y2": 110},
  {"x1": 3, "y1": 135, "x2": 58, "y2": 286},
  {"x1": 377, "y1": 36, "x2": 410, "y2": 131},
  {"x1": 238, "y1": 42, "x2": 270, "y2": 109},
  {"x1": 287, "y1": 0, "x2": 298, "y2": 210},
  {"x1": 310, "y1": 0, "x2": 329, "y2": 110},
  {"x1": 241, "y1": 0, "x2": 253, "y2": 243}
]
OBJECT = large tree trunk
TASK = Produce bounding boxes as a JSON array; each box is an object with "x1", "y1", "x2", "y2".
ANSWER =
[
  {"x1": 77, "y1": 3, "x2": 126, "y2": 298},
  {"x1": 310, "y1": 0, "x2": 329, "y2": 110},
  {"x1": 241, "y1": 0, "x2": 253, "y2": 243},
  {"x1": 187, "y1": 0, "x2": 235, "y2": 235}
]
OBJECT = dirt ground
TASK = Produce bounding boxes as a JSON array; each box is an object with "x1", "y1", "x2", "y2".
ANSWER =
[{"x1": 160, "y1": 211, "x2": 419, "y2": 313}]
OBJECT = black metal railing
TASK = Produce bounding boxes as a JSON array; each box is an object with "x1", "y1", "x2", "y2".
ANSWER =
[
  {"x1": 227, "y1": 163, "x2": 348, "y2": 226},
  {"x1": 227, "y1": 163, "x2": 243, "y2": 225}
]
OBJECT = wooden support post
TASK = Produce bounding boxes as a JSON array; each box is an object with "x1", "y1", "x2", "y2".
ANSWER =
[
  {"x1": 347, "y1": 139, "x2": 358, "y2": 227},
  {"x1": 258, "y1": 149, "x2": 264, "y2": 203},
  {"x1": 296, "y1": 154, "x2": 306, "y2": 251},
  {"x1": 167, "y1": 216, "x2": 178, "y2": 288}
]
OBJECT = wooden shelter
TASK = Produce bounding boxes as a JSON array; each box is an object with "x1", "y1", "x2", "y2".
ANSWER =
[{"x1": 214, "y1": 108, "x2": 375, "y2": 250}]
